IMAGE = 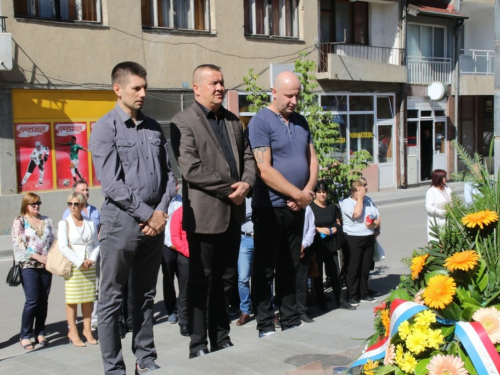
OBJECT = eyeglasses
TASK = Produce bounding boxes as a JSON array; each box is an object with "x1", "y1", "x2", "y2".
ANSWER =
[
  {"x1": 29, "y1": 202, "x2": 42, "y2": 207},
  {"x1": 67, "y1": 202, "x2": 81, "y2": 207}
]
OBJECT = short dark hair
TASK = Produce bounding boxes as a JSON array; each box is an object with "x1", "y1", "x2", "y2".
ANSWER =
[
  {"x1": 72, "y1": 179, "x2": 88, "y2": 189},
  {"x1": 431, "y1": 169, "x2": 447, "y2": 188},
  {"x1": 112, "y1": 61, "x2": 147, "y2": 85},
  {"x1": 71, "y1": 136, "x2": 76, "y2": 141},
  {"x1": 192, "y1": 64, "x2": 221, "y2": 80},
  {"x1": 315, "y1": 180, "x2": 329, "y2": 193}
]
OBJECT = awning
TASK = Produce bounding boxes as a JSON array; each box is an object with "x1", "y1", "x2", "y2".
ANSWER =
[{"x1": 408, "y1": 1, "x2": 469, "y2": 19}]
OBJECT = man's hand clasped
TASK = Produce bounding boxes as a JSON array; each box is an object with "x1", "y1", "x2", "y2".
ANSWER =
[
  {"x1": 228, "y1": 181, "x2": 251, "y2": 205},
  {"x1": 140, "y1": 211, "x2": 168, "y2": 236},
  {"x1": 287, "y1": 189, "x2": 315, "y2": 211}
]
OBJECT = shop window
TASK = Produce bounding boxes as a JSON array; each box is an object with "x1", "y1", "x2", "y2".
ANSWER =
[
  {"x1": 377, "y1": 97, "x2": 393, "y2": 120},
  {"x1": 421, "y1": 110, "x2": 432, "y2": 117},
  {"x1": 349, "y1": 114, "x2": 374, "y2": 159},
  {"x1": 320, "y1": 0, "x2": 368, "y2": 44},
  {"x1": 238, "y1": 92, "x2": 271, "y2": 129},
  {"x1": 320, "y1": 95, "x2": 347, "y2": 112},
  {"x1": 408, "y1": 109, "x2": 418, "y2": 119},
  {"x1": 378, "y1": 125, "x2": 393, "y2": 163},
  {"x1": 407, "y1": 121, "x2": 418, "y2": 147},
  {"x1": 331, "y1": 114, "x2": 347, "y2": 160},
  {"x1": 142, "y1": 0, "x2": 210, "y2": 30},
  {"x1": 244, "y1": 0, "x2": 299, "y2": 38},
  {"x1": 14, "y1": 0, "x2": 101, "y2": 22},
  {"x1": 434, "y1": 110, "x2": 445, "y2": 117},
  {"x1": 349, "y1": 96, "x2": 373, "y2": 112}
]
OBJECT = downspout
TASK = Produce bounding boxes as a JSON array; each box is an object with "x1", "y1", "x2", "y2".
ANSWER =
[
  {"x1": 400, "y1": 0, "x2": 408, "y2": 188},
  {"x1": 454, "y1": 18, "x2": 464, "y2": 174}
]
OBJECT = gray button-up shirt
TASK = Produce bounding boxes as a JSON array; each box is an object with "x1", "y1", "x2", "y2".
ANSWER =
[{"x1": 89, "y1": 103, "x2": 176, "y2": 222}]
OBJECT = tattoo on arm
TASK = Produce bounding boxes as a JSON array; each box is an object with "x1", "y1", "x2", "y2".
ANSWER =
[{"x1": 253, "y1": 147, "x2": 269, "y2": 163}]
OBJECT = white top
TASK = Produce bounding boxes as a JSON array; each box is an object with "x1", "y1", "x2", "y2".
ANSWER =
[
  {"x1": 58, "y1": 217, "x2": 100, "y2": 268},
  {"x1": 302, "y1": 205, "x2": 316, "y2": 248},
  {"x1": 425, "y1": 185, "x2": 452, "y2": 242},
  {"x1": 164, "y1": 194, "x2": 183, "y2": 247},
  {"x1": 340, "y1": 196, "x2": 380, "y2": 236}
]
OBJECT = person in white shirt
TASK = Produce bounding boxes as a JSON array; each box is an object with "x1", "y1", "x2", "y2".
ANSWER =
[{"x1": 425, "y1": 169, "x2": 452, "y2": 242}]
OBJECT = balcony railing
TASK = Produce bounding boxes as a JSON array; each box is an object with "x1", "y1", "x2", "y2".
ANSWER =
[
  {"x1": 0, "y1": 16, "x2": 6, "y2": 33},
  {"x1": 318, "y1": 43, "x2": 406, "y2": 72},
  {"x1": 460, "y1": 49, "x2": 494, "y2": 76},
  {"x1": 407, "y1": 56, "x2": 451, "y2": 85}
]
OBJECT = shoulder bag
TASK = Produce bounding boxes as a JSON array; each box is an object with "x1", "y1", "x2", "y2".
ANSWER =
[
  {"x1": 46, "y1": 219, "x2": 72, "y2": 277},
  {"x1": 6, "y1": 256, "x2": 22, "y2": 287}
]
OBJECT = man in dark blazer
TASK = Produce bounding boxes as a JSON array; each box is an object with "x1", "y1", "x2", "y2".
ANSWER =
[{"x1": 170, "y1": 64, "x2": 256, "y2": 359}]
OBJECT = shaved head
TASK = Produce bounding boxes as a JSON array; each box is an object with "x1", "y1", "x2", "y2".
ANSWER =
[
  {"x1": 273, "y1": 71, "x2": 300, "y2": 91},
  {"x1": 269, "y1": 71, "x2": 301, "y2": 119},
  {"x1": 192, "y1": 64, "x2": 225, "y2": 112},
  {"x1": 193, "y1": 64, "x2": 221, "y2": 85}
]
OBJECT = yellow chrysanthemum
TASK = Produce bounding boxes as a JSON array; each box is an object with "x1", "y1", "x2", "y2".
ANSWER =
[
  {"x1": 398, "y1": 320, "x2": 411, "y2": 340},
  {"x1": 395, "y1": 344, "x2": 404, "y2": 363},
  {"x1": 462, "y1": 209, "x2": 499, "y2": 229},
  {"x1": 445, "y1": 250, "x2": 480, "y2": 272},
  {"x1": 381, "y1": 309, "x2": 391, "y2": 337},
  {"x1": 406, "y1": 330, "x2": 427, "y2": 354},
  {"x1": 414, "y1": 309, "x2": 436, "y2": 329},
  {"x1": 427, "y1": 329, "x2": 445, "y2": 349},
  {"x1": 411, "y1": 254, "x2": 429, "y2": 280},
  {"x1": 423, "y1": 274, "x2": 456, "y2": 309},
  {"x1": 397, "y1": 351, "x2": 418, "y2": 374},
  {"x1": 363, "y1": 359, "x2": 379, "y2": 375}
]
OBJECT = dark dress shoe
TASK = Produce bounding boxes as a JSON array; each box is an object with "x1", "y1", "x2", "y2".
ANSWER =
[
  {"x1": 189, "y1": 349, "x2": 209, "y2": 359},
  {"x1": 179, "y1": 323, "x2": 189, "y2": 337},
  {"x1": 368, "y1": 289, "x2": 381, "y2": 297},
  {"x1": 236, "y1": 313, "x2": 251, "y2": 326},
  {"x1": 300, "y1": 314, "x2": 315, "y2": 323},
  {"x1": 135, "y1": 362, "x2": 160, "y2": 374},
  {"x1": 211, "y1": 341, "x2": 234, "y2": 352},
  {"x1": 340, "y1": 300, "x2": 357, "y2": 310}
]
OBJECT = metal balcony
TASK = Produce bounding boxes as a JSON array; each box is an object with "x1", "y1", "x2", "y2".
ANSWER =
[
  {"x1": 460, "y1": 49, "x2": 494, "y2": 76},
  {"x1": 407, "y1": 56, "x2": 451, "y2": 85}
]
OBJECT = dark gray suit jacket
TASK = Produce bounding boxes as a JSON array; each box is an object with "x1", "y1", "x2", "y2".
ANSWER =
[{"x1": 170, "y1": 103, "x2": 256, "y2": 234}]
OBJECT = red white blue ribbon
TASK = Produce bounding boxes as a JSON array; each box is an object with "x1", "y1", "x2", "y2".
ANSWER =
[
  {"x1": 455, "y1": 321, "x2": 500, "y2": 375},
  {"x1": 349, "y1": 300, "x2": 428, "y2": 368}
]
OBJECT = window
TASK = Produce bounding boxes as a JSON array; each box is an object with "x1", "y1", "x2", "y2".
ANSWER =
[
  {"x1": 244, "y1": 0, "x2": 299, "y2": 38},
  {"x1": 407, "y1": 24, "x2": 445, "y2": 58},
  {"x1": 238, "y1": 92, "x2": 271, "y2": 129},
  {"x1": 320, "y1": 0, "x2": 368, "y2": 44},
  {"x1": 14, "y1": 0, "x2": 101, "y2": 22},
  {"x1": 142, "y1": 0, "x2": 210, "y2": 31}
]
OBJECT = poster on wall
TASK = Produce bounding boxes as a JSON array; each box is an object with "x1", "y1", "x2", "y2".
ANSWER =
[
  {"x1": 54, "y1": 122, "x2": 89, "y2": 189},
  {"x1": 90, "y1": 121, "x2": 100, "y2": 187},
  {"x1": 15, "y1": 123, "x2": 54, "y2": 192}
]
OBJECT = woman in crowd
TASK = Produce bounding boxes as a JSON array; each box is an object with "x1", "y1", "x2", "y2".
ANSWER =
[
  {"x1": 425, "y1": 169, "x2": 452, "y2": 242},
  {"x1": 310, "y1": 181, "x2": 354, "y2": 311},
  {"x1": 12, "y1": 192, "x2": 55, "y2": 350},
  {"x1": 58, "y1": 192, "x2": 99, "y2": 346},
  {"x1": 340, "y1": 180, "x2": 381, "y2": 307}
]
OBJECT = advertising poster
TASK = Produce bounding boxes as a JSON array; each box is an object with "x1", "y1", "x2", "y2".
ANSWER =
[
  {"x1": 90, "y1": 121, "x2": 100, "y2": 187},
  {"x1": 15, "y1": 123, "x2": 54, "y2": 192},
  {"x1": 54, "y1": 122, "x2": 89, "y2": 189}
]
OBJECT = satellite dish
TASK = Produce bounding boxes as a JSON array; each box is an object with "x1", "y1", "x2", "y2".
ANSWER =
[{"x1": 427, "y1": 82, "x2": 446, "y2": 101}]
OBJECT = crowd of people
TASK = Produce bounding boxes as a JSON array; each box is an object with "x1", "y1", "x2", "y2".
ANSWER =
[{"x1": 11, "y1": 61, "x2": 384, "y2": 375}]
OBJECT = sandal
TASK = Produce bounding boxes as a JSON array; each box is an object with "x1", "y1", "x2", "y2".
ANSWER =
[
  {"x1": 20, "y1": 339, "x2": 34, "y2": 350},
  {"x1": 37, "y1": 337, "x2": 50, "y2": 347}
]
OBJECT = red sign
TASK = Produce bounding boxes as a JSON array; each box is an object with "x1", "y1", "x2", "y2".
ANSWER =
[
  {"x1": 54, "y1": 122, "x2": 89, "y2": 189},
  {"x1": 90, "y1": 122, "x2": 100, "y2": 187},
  {"x1": 15, "y1": 123, "x2": 54, "y2": 192}
]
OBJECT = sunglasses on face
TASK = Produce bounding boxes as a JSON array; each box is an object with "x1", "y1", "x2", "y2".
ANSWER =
[
  {"x1": 67, "y1": 202, "x2": 81, "y2": 207},
  {"x1": 29, "y1": 202, "x2": 42, "y2": 207}
]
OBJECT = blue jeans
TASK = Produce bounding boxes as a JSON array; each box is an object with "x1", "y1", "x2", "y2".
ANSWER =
[
  {"x1": 238, "y1": 235, "x2": 254, "y2": 314},
  {"x1": 20, "y1": 267, "x2": 52, "y2": 340}
]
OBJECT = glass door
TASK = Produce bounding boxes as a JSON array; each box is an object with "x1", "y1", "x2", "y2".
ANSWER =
[{"x1": 433, "y1": 120, "x2": 447, "y2": 172}]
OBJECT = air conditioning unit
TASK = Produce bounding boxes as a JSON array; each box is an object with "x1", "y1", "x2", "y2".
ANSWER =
[{"x1": 0, "y1": 33, "x2": 12, "y2": 71}]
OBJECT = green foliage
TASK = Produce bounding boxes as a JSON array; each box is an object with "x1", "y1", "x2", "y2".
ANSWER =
[{"x1": 242, "y1": 54, "x2": 372, "y2": 202}]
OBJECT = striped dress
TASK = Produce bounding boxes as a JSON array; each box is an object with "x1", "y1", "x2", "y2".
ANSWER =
[{"x1": 64, "y1": 225, "x2": 97, "y2": 304}]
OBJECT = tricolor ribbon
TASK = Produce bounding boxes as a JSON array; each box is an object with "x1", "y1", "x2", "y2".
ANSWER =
[
  {"x1": 349, "y1": 299, "x2": 428, "y2": 369},
  {"x1": 455, "y1": 322, "x2": 500, "y2": 375}
]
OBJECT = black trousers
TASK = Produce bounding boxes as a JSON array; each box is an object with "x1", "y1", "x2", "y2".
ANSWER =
[
  {"x1": 161, "y1": 245, "x2": 189, "y2": 324},
  {"x1": 313, "y1": 245, "x2": 342, "y2": 308},
  {"x1": 186, "y1": 219, "x2": 240, "y2": 353},
  {"x1": 343, "y1": 234, "x2": 375, "y2": 301},
  {"x1": 252, "y1": 206, "x2": 303, "y2": 332},
  {"x1": 295, "y1": 247, "x2": 311, "y2": 315},
  {"x1": 98, "y1": 201, "x2": 164, "y2": 375}
]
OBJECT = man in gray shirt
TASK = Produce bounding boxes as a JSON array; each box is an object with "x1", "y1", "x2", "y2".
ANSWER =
[{"x1": 89, "y1": 61, "x2": 176, "y2": 375}]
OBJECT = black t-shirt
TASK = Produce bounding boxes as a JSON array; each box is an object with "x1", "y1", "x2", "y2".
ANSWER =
[{"x1": 310, "y1": 201, "x2": 343, "y2": 252}]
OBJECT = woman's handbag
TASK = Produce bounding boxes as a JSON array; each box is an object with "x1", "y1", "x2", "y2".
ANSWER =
[
  {"x1": 6, "y1": 256, "x2": 22, "y2": 287},
  {"x1": 46, "y1": 220, "x2": 72, "y2": 277}
]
